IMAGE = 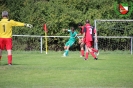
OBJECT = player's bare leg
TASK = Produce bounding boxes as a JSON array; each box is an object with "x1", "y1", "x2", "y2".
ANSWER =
[
  {"x1": 88, "y1": 47, "x2": 98, "y2": 60},
  {"x1": 63, "y1": 46, "x2": 67, "y2": 57},
  {"x1": 92, "y1": 48, "x2": 99, "y2": 56},
  {"x1": 7, "y1": 49, "x2": 12, "y2": 65},
  {"x1": 65, "y1": 46, "x2": 70, "y2": 56},
  {"x1": 94, "y1": 38, "x2": 99, "y2": 56},
  {"x1": 84, "y1": 45, "x2": 89, "y2": 60},
  {"x1": 80, "y1": 42, "x2": 84, "y2": 57},
  {"x1": 92, "y1": 48, "x2": 98, "y2": 53},
  {"x1": 63, "y1": 46, "x2": 70, "y2": 57}
]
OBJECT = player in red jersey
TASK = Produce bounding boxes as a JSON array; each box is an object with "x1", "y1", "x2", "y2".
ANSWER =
[
  {"x1": 82, "y1": 20, "x2": 98, "y2": 60},
  {"x1": 77, "y1": 23, "x2": 86, "y2": 57},
  {"x1": 0, "y1": 11, "x2": 33, "y2": 65},
  {"x1": 91, "y1": 26, "x2": 99, "y2": 55}
]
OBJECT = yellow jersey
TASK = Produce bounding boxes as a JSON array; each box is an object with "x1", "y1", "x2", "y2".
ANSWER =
[{"x1": 0, "y1": 18, "x2": 25, "y2": 38}]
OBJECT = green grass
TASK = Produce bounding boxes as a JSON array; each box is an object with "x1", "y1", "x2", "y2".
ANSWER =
[{"x1": 0, "y1": 51, "x2": 133, "y2": 88}]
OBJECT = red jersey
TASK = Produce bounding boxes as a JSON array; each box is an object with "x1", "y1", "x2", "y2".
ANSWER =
[
  {"x1": 80, "y1": 26, "x2": 84, "y2": 34},
  {"x1": 84, "y1": 23, "x2": 93, "y2": 42}
]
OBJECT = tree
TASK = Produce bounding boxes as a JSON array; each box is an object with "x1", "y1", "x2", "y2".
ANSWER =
[{"x1": 0, "y1": 0, "x2": 132, "y2": 51}]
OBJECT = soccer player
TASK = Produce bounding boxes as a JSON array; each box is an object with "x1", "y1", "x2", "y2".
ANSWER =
[
  {"x1": 62, "y1": 27, "x2": 79, "y2": 57},
  {"x1": 0, "y1": 11, "x2": 33, "y2": 65},
  {"x1": 91, "y1": 26, "x2": 99, "y2": 55},
  {"x1": 82, "y1": 20, "x2": 98, "y2": 60},
  {"x1": 77, "y1": 23, "x2": 86, "y2": 57}
]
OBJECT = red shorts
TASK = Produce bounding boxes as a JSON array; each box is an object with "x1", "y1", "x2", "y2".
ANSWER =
[
  {"x1": 86, "y1": 41, "x2": 93, "y2": 48},
  {"x1": 0, "y1": 38, "x2": 12, "y2": 50}
]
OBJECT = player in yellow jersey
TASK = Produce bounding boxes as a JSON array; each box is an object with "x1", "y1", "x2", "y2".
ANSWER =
[{"x1": 0, "y1": 11, "x2": 33, "y2": 65}]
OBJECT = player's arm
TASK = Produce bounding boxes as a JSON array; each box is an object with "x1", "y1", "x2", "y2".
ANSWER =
[
  {"x1": 75, "y1": 33, "x2": 80, "y2": 39},
  {"x1": 77, "y1": 33, "x2": 82, "y2": 36},
  {"x1": 62, "y1": 29, "x2": 71, "y2": 32},
  {"x1": 62, "y1": 29, "x2": 68, "y2": 32},
  {"x1": 77, "y1": 27, "x2": 83, "y2": 36},
  {"x1": 82, "y1": 27, "x2": 86, "y2": 40},
  {"x1": 10, "y1": 20, "x2": 33, "y2": 28},
  {"x1": 73, "y1": 32, "x2": 81, "y2": 44}
]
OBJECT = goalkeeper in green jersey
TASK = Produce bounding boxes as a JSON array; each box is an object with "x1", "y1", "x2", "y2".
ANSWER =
[{"x1": 62, "y1": 27, "x2": 79, "y2": 57}]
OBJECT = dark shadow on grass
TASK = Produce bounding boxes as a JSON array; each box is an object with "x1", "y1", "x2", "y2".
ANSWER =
[
  {"x1": 97, "y1": 58, "x2": 105, "y2": 60},
  {"x1": 0, "y1": 63, "x2": 21, "y2": 66}
]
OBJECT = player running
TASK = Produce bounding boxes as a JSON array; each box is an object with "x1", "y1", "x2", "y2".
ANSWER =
[
  {"x1": 77, "y1": 23, "x2": 86, "y2": 57},
  {"x1": 0, "y1": 11, "x2": 33, "y2": 65},
  {"x1": 82, "y1": 20, "x2": 98, "y2": 60},
  {"x1": 62, "y1": 27, "x2": 79, "y2": 57},
  {"x1": 91, "y1": 26, "x2": 99, "y2": 55}
]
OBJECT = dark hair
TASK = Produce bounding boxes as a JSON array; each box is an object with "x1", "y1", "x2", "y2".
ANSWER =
[
  {"x1": 78, "y1": 22, "x2": 83, "y2": 26},
  {"x1": 70, "y1": 27, "x2": 75, "y2": 30}
]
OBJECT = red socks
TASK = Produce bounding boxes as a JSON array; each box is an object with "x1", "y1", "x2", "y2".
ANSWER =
[
  {"x1": 85, "y1": 52, "x2": 89, "y2": 59},
  {"x1": 0, "y1": 55, "x2": 12, "y2": 64},
  {"x1": 81, "y1": 50, "x2": 84, "y2": 56},
  {"x1": 8, "y1": 55, "x2": 12, "y2": 64},
  {"x1": 90, "y1": 52, "x2": 96, "y2": 58}
]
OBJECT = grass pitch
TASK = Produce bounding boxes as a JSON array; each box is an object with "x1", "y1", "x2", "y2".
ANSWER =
[{"x1": 0, "y1": 51, "x2": 133, "y2": 88}]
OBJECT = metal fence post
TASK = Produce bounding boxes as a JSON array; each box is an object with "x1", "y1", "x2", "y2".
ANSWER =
[
  {"x1": 40, "y1": 36, "x2": 43, "y2": 53},
  {"x1": 94, "y1": 20, "x2": 98, "y2": 50},
  {"x1": 131, "y1": 37, "x2": 133, "y2": 55}
]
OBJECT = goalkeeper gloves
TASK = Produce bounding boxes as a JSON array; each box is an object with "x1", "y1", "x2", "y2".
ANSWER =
[{"x1": 25, "y1": 24, "x2": 33, "y2": 28}]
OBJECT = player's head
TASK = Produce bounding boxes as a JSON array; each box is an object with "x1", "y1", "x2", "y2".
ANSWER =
[
  {"x1": 2, "y1": 11, "x2": 8, "y2": 17},
  {"x1": 86, "y1": 20, "x2": 90, "y2": 23},
  {"x1": 78, "y1": 22, "x2": 83, "y2": 28},
  {"x1": 70, "y1": 27, "x2": 75, "y2": 32}
]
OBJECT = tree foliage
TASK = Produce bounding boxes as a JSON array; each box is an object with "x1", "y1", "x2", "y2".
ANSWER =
[{"x1": 0, "y1": 0, "x2": 133, "y2": 51}]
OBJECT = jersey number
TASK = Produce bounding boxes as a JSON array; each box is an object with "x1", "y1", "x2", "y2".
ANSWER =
[
  {"x1": 89, "y1": 28, "x2": 92, "y2": 34},
  {"x1": 87, "y1": 26, "x2": 92, "y2": 34},
  {"x1": 3, "y1": 25, "x2": 6, "y2": 32}
]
